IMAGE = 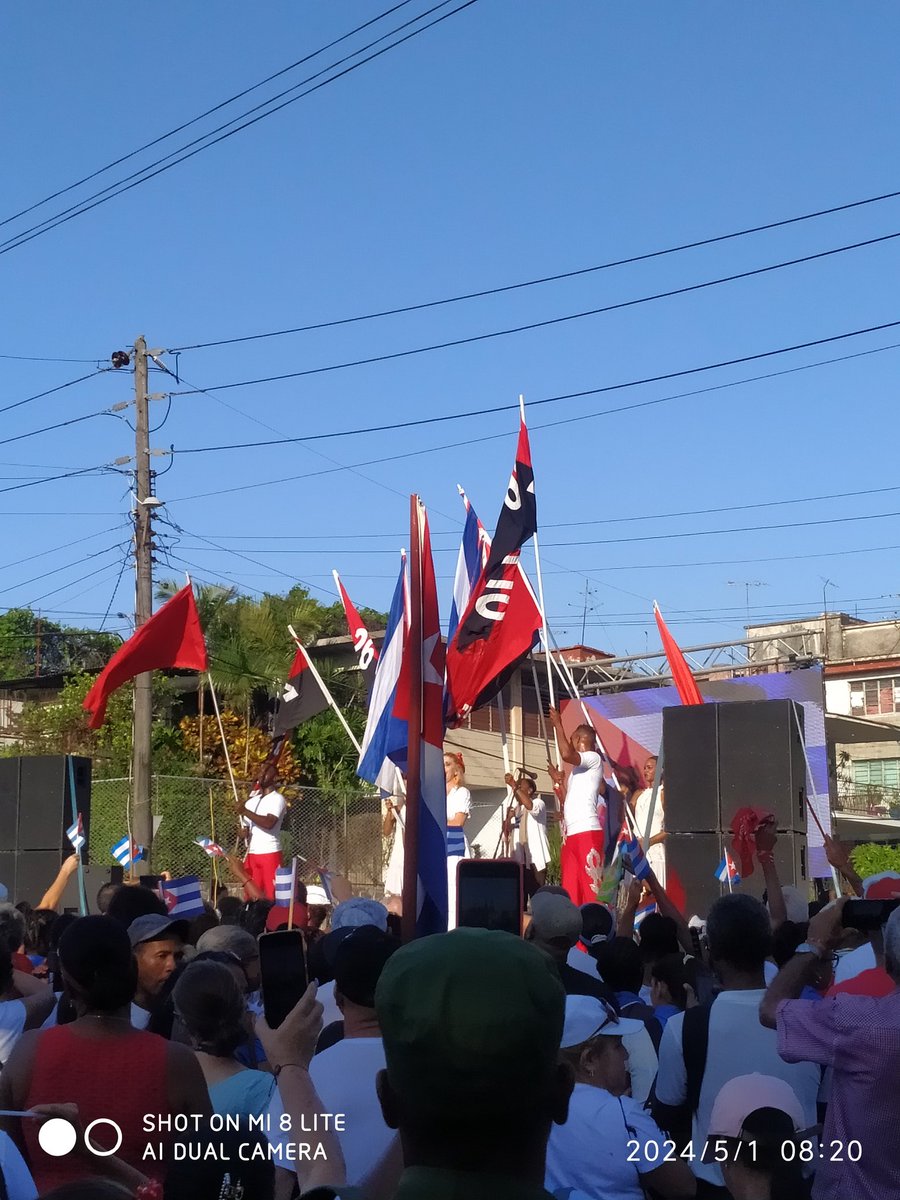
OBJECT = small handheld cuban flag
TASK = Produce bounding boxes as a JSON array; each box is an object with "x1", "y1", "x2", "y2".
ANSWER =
[
  {"x1": 634, "y1": 898, "x2": 658, "y2": 929},
  {"x1": 620, "y1": 838, "x2": 651, "y2": 881},
  {"x1": 715, "y1": 849, "x2": 741, "y2": 886},
  {"x1": 274, "y1": 865, "x2": 296, "y2": 905},
  {"x1": 195, "y1": 837, "x2": 226, "y2": 858},
  {"x1": 111, "y1": 836, "x2": 146, "y2": 869},
  {"x1": 160, "y1": 875, "x2": 205, "y2": 917},
  {"x1": 66, "y1": 814, "x2": 86, "y2": 854}
]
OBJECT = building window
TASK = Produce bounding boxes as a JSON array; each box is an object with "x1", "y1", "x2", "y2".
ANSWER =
[
  {"x1": 849, "y1": 676, "x2": 900, "y2": 716},
  {"x1": 852, "y1": 759, "x2": 900, "y2": 788}
]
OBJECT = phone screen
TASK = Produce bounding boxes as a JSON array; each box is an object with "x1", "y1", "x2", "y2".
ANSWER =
[
  {"x1": 456, "y1": 859, "x2": 523, "y2": 935},
  {"x1": 842, "y1": 897, "x2": 900, "y2": 931},
  {"x1": 259, "y1": 929, "x2": 308, "y2": 1028}
]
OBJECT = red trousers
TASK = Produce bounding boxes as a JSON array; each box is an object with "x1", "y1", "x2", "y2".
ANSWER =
[
  {"x1": 560, "y1": 830, "x2": 605, "y2": 905},
  {"x1": 244, "y1": 851, "x2": 283, "y2": 900}
]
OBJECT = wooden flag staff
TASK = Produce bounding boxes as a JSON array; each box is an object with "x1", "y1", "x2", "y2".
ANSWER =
[{"x1": 287, "y1": 625, "x2": 362, "y2": 755}]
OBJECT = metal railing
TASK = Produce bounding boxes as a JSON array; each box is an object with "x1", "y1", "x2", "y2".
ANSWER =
[
  {"x1": 89, "y1": 776, "x2": 385, "y2": 895},
  {"x1": 835, "y1": 782, "x2": 900, "y2": 817}
]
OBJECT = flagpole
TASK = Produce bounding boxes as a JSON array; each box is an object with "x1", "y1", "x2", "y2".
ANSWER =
[
  {"x1": 401, "y1": 497, "x2": 424, "y2": 943},
  {"x1": 520, "y1": 395, "x2": 559, "y2": 765},
  {"x1": 287, "y1": 625, "x2": 362, "y2": 755},
  {"x1": 494, "y1": 690, "x2": 516, "y2": 857},
  {"x1": 287, "y1": 856, "x2": 298, "y2": 930},
  {"x1": 529, "y1": 657, "x2": 552, "y2": 762},
  {"x1": 207, "y1": 672, "x2": 242, "y2": 808}
]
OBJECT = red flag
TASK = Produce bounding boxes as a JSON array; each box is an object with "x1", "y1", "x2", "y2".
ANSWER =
[
  {"x1": 332, "y1": 569, "x2": 378, "y2": 680},
  {"x1": 83, "y1": 584, "x2": 208, "y2": 728},
  {"x1": 654, "y1": 603, "x2": 703, "y2": 706},
  {"x1": 444, "y1": 416, "x2": 542, "y2": 724}
]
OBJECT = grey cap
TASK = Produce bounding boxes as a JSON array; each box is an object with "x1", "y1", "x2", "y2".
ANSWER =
[
  {"x1": 128, "y1": 912, "x2": 189, "y2": 947},
  {"x1": 196, "y1": 924, "x2": 259, "y2": 963},
  {"x1": 332, "y1": 897, "x2": 388, "y2": 932}
]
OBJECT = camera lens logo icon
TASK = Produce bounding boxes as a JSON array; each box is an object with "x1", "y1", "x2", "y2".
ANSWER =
[{"x1": 38, "y1": 1117, "x2": 123, "y2": 1158}]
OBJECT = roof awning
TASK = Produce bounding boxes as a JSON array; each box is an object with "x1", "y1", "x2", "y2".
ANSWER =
[{"x1": 826, "y1": 712, "x2": 900, "y2": 745}]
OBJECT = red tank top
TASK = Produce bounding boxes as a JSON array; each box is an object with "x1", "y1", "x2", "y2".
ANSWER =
[{"x1": 24, "y1": 1023, "x2": 170, "y2": 1193}]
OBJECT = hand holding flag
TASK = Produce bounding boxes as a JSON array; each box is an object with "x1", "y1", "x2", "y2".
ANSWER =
[
  {"x1": 715, "y1": 849, "x2": 742, "y2": 887},
  {"x1": 112, "y1": 836, "x2": 146, "y2": 869},
  {"x1": 620, "y1": 838, "x2": 651, "y2": 881},
  {"x1": 66, "y1": 814, "x2": 86, "y2": 854}
]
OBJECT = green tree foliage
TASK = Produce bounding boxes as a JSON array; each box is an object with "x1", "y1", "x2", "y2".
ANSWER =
[
  {"x1": 0, "y1": 609, "x2": 121, "y2": 680},
  {"x1": 850, "y1": 842, "x2": 900, "y2": 879}
]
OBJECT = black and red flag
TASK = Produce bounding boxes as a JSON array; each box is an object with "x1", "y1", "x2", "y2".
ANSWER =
[
  {"x1": 273, "y1": 644, "x2": 330, "y2": 736},
  {"x1": 444, "y1": 413, "x2": 542, "y2": 724}
]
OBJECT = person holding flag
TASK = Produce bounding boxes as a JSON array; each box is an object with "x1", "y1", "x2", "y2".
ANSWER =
[
  {"x1": 548, "y1": 706, "x2": 605, "y2": 905},
  {"x1": 631, "y1": 755, "x2": 667, "y2": 888},
  {"x1": 236, "y1": 762, "x2": 286, "y2": 901}
]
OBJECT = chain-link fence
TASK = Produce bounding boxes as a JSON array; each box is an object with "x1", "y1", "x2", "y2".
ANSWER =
[{"x1": 90, "y1": 776, "x2": 385, "y2": 896}]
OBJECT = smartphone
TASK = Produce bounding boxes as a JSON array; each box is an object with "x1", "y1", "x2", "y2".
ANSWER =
[
  {"x1": 259, "y1": 929, "x2": 308, "y2": 1028},
  {"x1": 842, "y1": 898, "x2": 900, "y2": 931},
  {"x1": 456, "y1": 859, "x2": 523, "y2": 935},
  {"x1": 139, "y1": 874, "x2": 163, "y2": 891}
]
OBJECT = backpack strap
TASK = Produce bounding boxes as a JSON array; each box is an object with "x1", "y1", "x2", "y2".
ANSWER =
[{"x1": 682, "y1": 999, "x2": 715, "y2": 1115}]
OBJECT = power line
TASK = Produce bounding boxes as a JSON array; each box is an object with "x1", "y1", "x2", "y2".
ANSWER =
[
  {"x1": 0, "y1": 408, "x2": 123, "y2": 452},
  {"x1": 23, "y1": 555, "x2": 133, "y2": 610},
  {"x1": 0, "y1": 541, "x2": 130, "y2": 600},
  {"x1": 0, "y1": 1, "x2": 420, "y2": 232},
  {"x1": 169, "y1": 336, "x2": 900, "y2": 504},
  {"x1": 0, "y1": 368, "x2": 108, "y2": 418},
  {"x1": 170, "y1": 188, "x2": 900, "y2": 353},
  {"x1": 0, "y1": 524, "x2": 127, "y2": 574},
  {"x1": 0, "y1": 462, "x2": 123, "y2": 498},
  {"x1": 170, "y1": 232, "x2": 900, "y2": 404},
  {"x1": 176, "y1": 318, "x2": 900, "y2": 454},
  {"x1": 0, "y1": 354, "x2": 104, "y2": 364},
  {"x1": 0, "y1": 0, "x2": 479, "y2": 258}
]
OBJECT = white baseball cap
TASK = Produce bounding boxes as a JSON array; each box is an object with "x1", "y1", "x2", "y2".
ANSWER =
[{"x1": 560, "y1": 995, "x2": 644, "y2": 1047}]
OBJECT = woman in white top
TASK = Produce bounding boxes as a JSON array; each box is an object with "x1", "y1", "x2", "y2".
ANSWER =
[
  {"x1": 503, "y1": 771, "x2": 550, "y2": 893},
  {"x1": 546, "y1": 995, "x2": 694, "y2": 1200},
  {"x1": 631, "y1": 754, "x2": 667, "y2": 888},
  {"x1": 382, "y1": 793, "x2": 405, "y2": 899},
  {"x1": 444, "y1": 752, "x2": 471, "y2": 930}
]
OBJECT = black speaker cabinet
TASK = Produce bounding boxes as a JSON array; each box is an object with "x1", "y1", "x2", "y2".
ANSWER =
[
  {"x1": 663, "y1": 700, "x2": 807, "y2": 835},
  {"x1": 18, "y1": 756, "x2": 92, "y2": 854},
  {"x1": 665, "y1": 829, "x2": 807, "y2": 920},
  {"x1": 0, "y1": 855, "x2": 110, "y2": 911}
]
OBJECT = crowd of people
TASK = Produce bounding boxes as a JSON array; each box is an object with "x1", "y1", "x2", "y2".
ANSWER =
[{"x1": 0, "y1": 712, "x2": 897, "y2": 1200}]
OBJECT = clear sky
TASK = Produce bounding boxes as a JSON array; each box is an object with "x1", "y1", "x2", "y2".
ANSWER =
[{"x1": 3, "y1": 1, "x2": 900, "y2": 658}]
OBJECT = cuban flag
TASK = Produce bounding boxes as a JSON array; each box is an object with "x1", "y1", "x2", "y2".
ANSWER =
[
  {"x1": 396, "y1": 500, "x2": 448, "y2": 935},
  {"x1": 66, "y1": 814, "x2": 86, "y2": 854},
  {"x1": 358, "y1": 553, "x2": 409, "y2": 790},
  {"x1": 448, "y1": 489, "x2": 485, "y2": 642},
  {"x1": 111, "y1": 836, "x2": 146, "y2": 868},
  {"x1": 274, "y1": 865, "x2": 297, "y2": 905},
  {"x1": 715, "y1": 849, "x2": 742, "y2": 886},
  {"x1": 634, "y1": 898, "x2": 658, "y2": 929},
  {"x1": 619, "y1": 838, "x2": 651, "y2": 881},
  {"x1": 318, "y1": 868, "x2": 335, "y2": 904},
  {"x1": 195, "y1": 837, "x2": 226, "y2": 858},
  {"x1": 161, "y1": 874, "x2": 206, "y2": 917}
]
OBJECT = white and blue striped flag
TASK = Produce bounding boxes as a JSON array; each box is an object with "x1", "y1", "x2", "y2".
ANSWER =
[
  {"x1": 111, "y1": 836, "x2": 145, "y2": 868},
  {"x1": 447, "y1": 489, "x2": 485, "y2": 642},
  {"x1": 66, "y1": 814, "x2": 85, "y2": 854},
  {"x1": 715, "y1": 849, "x2": 742, "y2": 886},
  {"x1": 357, "y1": 553, "x2": 409, "y2": 791},
  {"x1": 274, "y1": 864, "x2": 297, "y2": 905},
  {"x1": 161, "y1": 875, "x2": 205, "y2": 917}
]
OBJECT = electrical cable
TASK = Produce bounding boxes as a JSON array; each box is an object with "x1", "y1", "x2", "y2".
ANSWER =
[
  {"x1": 0, "y1": 408, "x2": 124, "y2": 452},
  {"x1": 97, "y1": 547, "x2": 133, "y2": 632},
  {"x1": 175, "y1": 319, "x2": 900, "y2": 453},
  {"x1": 1, "y1": 541, "x2": 130, "y2": 599},
  {"x1": 0, "y1": 524, "x2": 127, "y2": 574},
  {"x1": 0, "y1": 462, "x2": 124, "y2": 497},
  {"x1": 0, "y1": 368, "x2": 108, "y2": 418},
  {"x1": 171, "y1": 190, "x2": 900, "y2": 353},
  {"x1": 0, "y1": 0, "x2": 420, "y2": 232},
  {"x1": 0, "y1": 0, "x2": 479, "y2": 257},
  {"x1": 24, "y1": 557, "x2": 134, "y2": 610}
]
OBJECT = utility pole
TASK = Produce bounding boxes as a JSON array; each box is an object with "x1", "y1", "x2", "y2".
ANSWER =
[
  {"x1": 132, "y1": 336, "x2": 154, "y2": 858},
  {"x1": 34, "y1": 616, "x2": 42, "y2": 678}
]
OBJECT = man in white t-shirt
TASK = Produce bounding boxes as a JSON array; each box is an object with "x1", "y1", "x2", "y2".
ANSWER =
[
  {"x1": 237, "y1": 763, "x2": 286, "y2": 900},
  {"x1": 504, "y1": 771, "x2": 550, "y2": 893},
  {"x1": 549, "y1": 706, "x2": 605, "y2": 905}
]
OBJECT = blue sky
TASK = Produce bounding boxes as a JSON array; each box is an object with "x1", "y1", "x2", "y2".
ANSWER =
[{"x1": 3, "y1": 2, "x2": 900, "y2": 657}]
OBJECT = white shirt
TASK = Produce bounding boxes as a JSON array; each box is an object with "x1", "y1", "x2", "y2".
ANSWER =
[
  {"x1": 0, "y1": 1130, "x2": 37, "y2": 1200},
  {"x1": 268, "y1": 1037, "x2": 393, "y2": 1185},
  {"x1": 514, "y1": 796, "x2": 550, "y2": 872},
  {"x1": 833, "y1": 941, "x2": 876, "y2": 983},
  {"x1": 546, "y1": 1083, "x2": 667, "y2": 1200},
  {"x1": 0, "y1": 1000, "x2": 26, "y2": 1066},
  {"x1": 655, "y1": 989, "x2": 820, "y2": 1186},
  {"x1": 131, "y1": 1002, "x2": 152, "y2": 1030},
  {"x1": 623, "y1": 1025, "x2": 658, "y2": 1104},
  {"x1": 564, "y1": 751, "x2": 603, "y2": 836},
  {"x1": 242, "y1": 788, "x2": 287, "y2": 854},
  {"x1": 446, "y1": 784, "x2": 471, "y2": 821}
]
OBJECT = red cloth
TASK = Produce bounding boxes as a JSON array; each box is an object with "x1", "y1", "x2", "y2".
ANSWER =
[
  {"x1": 11, "y1": 952, "x2": 32, "y2": 975},
  {"x1": 654, "y1": 604, "x2": 703, "y2": 706},
  {"x1": 730, "y1": 806, "x2": 775, "y2": 878},
  {"x1": 83, "y1": 584, "x2": 207, "y2": 728},
  {"x1": 266, "y1": 902, "x2": 310, "y2": 932},
  {"x1": 244, "y1": 850, "x2": 283, "y2": 900},
  {"x1": 561, "y1": 830, "x2": 605, "y2": 905},
  {"x1": 23, "y1": 1024, "x2": 169, "y2": 1194},
  {"x1": 827, "y1": 966, "x2": 896, "y2": 998}
]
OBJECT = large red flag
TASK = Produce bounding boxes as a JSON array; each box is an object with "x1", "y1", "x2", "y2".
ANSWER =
[
  {"x1": 83, "y1": 584, "x2": 208, "y2": 728},
  {"x1": 444, "y1": 415, "x2": 542, "y2": 724},
  {"x1": 654, "y1": 602, "x2": 703, "y2": 706}
]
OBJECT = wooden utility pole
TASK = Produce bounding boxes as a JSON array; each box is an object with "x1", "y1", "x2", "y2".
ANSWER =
[{"x1": 132, "y1": 336, "x2": 154, "y2": 857}]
